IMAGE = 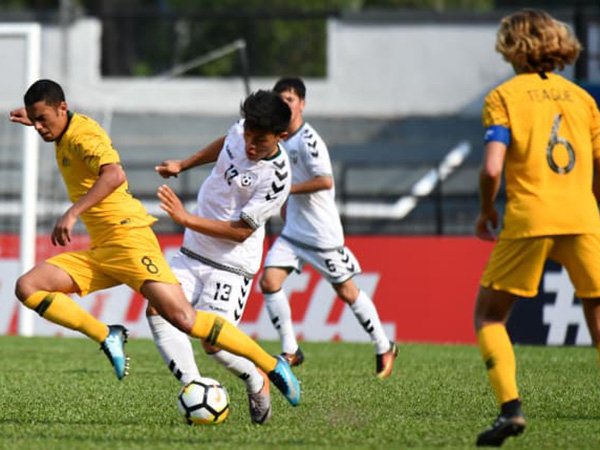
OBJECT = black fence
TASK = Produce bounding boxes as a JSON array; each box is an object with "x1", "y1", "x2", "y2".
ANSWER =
[{"x1": 118, "y1": 160, "x2": 492, "y2": 237}]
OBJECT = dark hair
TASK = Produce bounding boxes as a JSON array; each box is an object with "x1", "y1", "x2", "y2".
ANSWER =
[
  {"x1": 241, "y1": 90, "x2": 290, "y2": 134},
  {"x1": 273, "y1": 77, "x2": 306, "y2": 99},
  {"x1": 24, "y1": 79, "x2": 65, "y2": 107}
]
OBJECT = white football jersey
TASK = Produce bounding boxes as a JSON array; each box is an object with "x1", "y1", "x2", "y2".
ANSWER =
[
  {"x1": 182, "y1": 120, "x2": 291, "y2": 276},
  {"x1": 281, "y1": 122, "x2": 344, "y2": 249}
]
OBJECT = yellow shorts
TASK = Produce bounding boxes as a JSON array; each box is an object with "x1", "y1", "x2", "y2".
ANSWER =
[
  {"x1": 47, "y1": 226, "x2": 179, "y2": 296},
  {"x1": 481, "y1": 234, "x2": 600, "y2": 298}
]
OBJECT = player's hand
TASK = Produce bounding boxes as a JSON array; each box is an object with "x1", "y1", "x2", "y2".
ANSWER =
[
  {"x1": 9, "y1": 107, "x2": 33, "y2": 126},
  {"x1": 51, "y1": 211, "x2": 77, "y2": 246},
  {"x1": 157, "y1": 184, "x2": 188, "y2": 225},
  {"x1": 475, "y1": 209, "x2": 499, "y2": 241},
  {"x1": 155, "y1": 160, "x2": 182, "y2": 178}
]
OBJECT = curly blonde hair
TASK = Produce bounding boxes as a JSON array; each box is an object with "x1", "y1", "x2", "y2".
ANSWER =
[{"x1": 495, "y1": 9, "x2": 581, "y2": 73}]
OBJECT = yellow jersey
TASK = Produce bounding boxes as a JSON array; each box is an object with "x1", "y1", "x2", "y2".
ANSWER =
[
  {"x1": 483, "y1": 72, "x2": 600, "y2": 238},
  {"x1": 55, "y1": 112, "x2": 156, "y2": 246}
]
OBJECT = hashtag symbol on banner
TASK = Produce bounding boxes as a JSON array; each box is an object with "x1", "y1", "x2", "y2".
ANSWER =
[{"x1": 542, "y1": 268, "x2": 591, "y2": 345}]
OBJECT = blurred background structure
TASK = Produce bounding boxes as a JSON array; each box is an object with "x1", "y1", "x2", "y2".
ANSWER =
[{"x1": 1, "y1": 0, "x2": 600, "y2": 237}]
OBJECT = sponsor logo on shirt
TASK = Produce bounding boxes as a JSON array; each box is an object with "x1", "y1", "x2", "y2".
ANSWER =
[{"x1": 241, "y1": 173, "x2": 255, "y2": 187}]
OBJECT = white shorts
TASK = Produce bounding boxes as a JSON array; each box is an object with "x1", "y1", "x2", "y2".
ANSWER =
[
  {"x1": 264, "y1": 236, "x2": 361, "y2": 284},
  {"x1": 170, "y1": 251, "x2": 253, "y2": 325}
]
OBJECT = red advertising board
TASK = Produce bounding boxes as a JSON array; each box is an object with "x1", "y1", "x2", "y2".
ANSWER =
[{"x1": 0, "y1": 234, "x2": 495, "y2": 343}]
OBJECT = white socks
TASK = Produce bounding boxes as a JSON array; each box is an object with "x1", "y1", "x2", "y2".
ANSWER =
[
  {"x1": 147, "y1": 314, "x2": 200, "y2": 385},
  {"x1": 264, "y1": 289, "x2": 298, "y2": 354},
  {"x1": 148, "y1": 314, "x2": 262, "y2": 394},
  {"x1": 209, "y1": 350, "x2": 264, "y2": 394},
  {"x1": 265, "y1": 288, "x2": 390, "y2": 354},
  {"x1": 350, "y1": 290, "x2": 390, "y2": 354}
]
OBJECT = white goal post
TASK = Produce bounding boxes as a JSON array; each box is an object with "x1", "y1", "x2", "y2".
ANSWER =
[{"x1": 0, "y1": 23, "x2": 41, "y2": 336}]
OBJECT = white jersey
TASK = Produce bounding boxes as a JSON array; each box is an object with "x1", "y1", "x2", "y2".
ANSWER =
[
  {"x1": 281, "y1": 122, "x2": 344, "y2": 249},
  {"x1": 182, "y1": 120, "x2": 291, "y2": 277}
]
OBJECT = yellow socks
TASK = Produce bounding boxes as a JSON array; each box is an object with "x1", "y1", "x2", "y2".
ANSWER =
[
  {"x1": 190, "y1": 310, "x2": 276, "y2": 372},
  {"x1": 478, "y1": 323, "x2": 519, "y2": 404},
  {"x1": 23, "y1": 291, "x2": 108, "y2": 342}
]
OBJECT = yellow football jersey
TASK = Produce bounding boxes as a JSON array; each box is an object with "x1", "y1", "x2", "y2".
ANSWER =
[
  {"x1": 55, "y1": 113, "x2": 156, "y2": 246},
  {"x1": 483, "y1": 72, "x2": 600, "y2": 238}
]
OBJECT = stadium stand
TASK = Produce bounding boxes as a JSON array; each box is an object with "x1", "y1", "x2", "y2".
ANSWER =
[{"x1": 108, "y1": 113, "x2": 487, "y2": 235}]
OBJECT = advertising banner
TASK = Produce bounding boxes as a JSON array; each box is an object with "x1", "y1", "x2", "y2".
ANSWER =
[{"x1": 0, "y1": 235, "x2": 590, "y2": 345}]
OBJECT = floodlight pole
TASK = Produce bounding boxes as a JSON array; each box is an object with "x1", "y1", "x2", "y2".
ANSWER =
[{"x1": 237, "y1": 39, "x2": 251, "y2": 96}]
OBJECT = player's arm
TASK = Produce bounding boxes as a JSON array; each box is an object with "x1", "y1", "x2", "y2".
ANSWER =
[
  {"x1": 52, "y1": 163, "x2": 126, "y2": 246},
  {"x1": 476, "y1": 140, "x2": 506, "y2": 241},
  {"x1": 155, "y1": 136, "x2": 225, "y2": 178},
  {"x1": 8, "y1": 107, "x2": 33, "y2": 126},
  {"x1": 290, "y1": 175, "x2": 332, "y2": 195},
  {"x1": 157, "y1": 184, "x2": 253, "y2": 242}
]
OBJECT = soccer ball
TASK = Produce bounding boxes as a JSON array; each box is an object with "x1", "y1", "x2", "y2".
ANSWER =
[{"x1": 177, "y1": 377, "x2": 230, "y2": 425}]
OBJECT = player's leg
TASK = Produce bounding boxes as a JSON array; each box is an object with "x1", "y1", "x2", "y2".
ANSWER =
[
  {"x1": 15, "y1": 255, "x2": 129, "y2": 380},
  {"x1": 107, "y1": 227, "x2": 275, "y2": 379},
  {"x1": 260, "y1": 237, "x2": 304, "y2": 365},
  {"x1": 582, "y1": 298, "x2": 600, "y2": 363},
  {"x1": 205, "y1": 342, "x2": 272, "y2": 424},
  {"x1": 333, "y1": 278, "x2": 397, "y2": 378},
  {"x1": 474, "y1": 287, "x2": 525, "y2": 446},
  {"x1": 474, "y1": 237, "x2": 549, "y2": 446},
  {"x1": 557, "y1": 234, "x2": 600, "y2": 366},
  {"x1": 198, "y1": 266, "x2": 272, "y2": 423},
  {"x1": 118, "y1": 228, "x2": 299, "y2": 405},
  {"x1": 147, "y1": 306, "x2": 200, "y2": 384},
  {"x1": 146, "y1": 253, "x2": 201, "y2": 384},
  {"x1": 474, "y1": 288, "x2": 520, "y2": 407},
  {"x1": 306, "y1": 244, "x2": 395, "y2": 377},
  {"x1": 141, "y1": 281, "x2": 300, "y2": 406},
  {"x1": 15, "y1": 262, "x2": 106, "y2": 339},
  {"x1": 260, "y1": 266, "x2": 303, "y2": 364}
]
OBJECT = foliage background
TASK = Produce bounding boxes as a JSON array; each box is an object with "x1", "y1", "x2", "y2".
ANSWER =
[{"x1": 2, "y1": 1, "x2": 595, "y2": 76}]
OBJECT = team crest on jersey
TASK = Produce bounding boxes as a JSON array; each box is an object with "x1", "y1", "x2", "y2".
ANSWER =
[
  {"x1": 289, "y1": 149, "x2": 299, "y2": 164},
  {"x1": 240, "y1": 172, "x2": 256, "y2": 187}
]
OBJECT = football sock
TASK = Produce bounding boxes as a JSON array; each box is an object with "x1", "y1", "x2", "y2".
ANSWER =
[
  {"x1": 264, "y1": 289, "x2": 298, "y2": 354},
  {"x1": 23, "y1": 290, "x2": 108, "y2": 342},
  {"x1": 190, "y1": 310, "x2": 276, "y2": 373},
  {"x1": 147, "y1": 314, "x2": 200, "y2": 384},
  {"x1": 478, "y1": 323, "x2": 519, "y2": 404},
  {"x1": 349, "y1": 290, "x2": 390, "y2": 354},
  {"x1": 501, "y1": 398, "x2": 523, "y2": 417},
  {"x1": 209, "y1": 350, "x2": 263, "y2": 394}
]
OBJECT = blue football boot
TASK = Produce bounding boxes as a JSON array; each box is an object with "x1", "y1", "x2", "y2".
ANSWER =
[
  {"x1": 100, "y1": 325, "x2": 130, "y2": 380},
  {"x1": 268, "y1": 355, "x2": 300, "y2": 406}
]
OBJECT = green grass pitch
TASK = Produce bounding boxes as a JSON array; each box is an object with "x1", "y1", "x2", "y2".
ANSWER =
[{"x1": 0, "y1": 336, "x2": 598, "y2": 449}]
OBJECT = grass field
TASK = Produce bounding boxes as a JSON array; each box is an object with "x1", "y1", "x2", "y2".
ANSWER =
[{"x1": 0, "y1": 336, "x2": 599, "y2": 450}]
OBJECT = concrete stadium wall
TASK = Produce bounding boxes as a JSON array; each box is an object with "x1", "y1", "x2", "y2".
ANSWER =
[{"x1": 9, "y1": 16, "x2": 517, "y2": 117}]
